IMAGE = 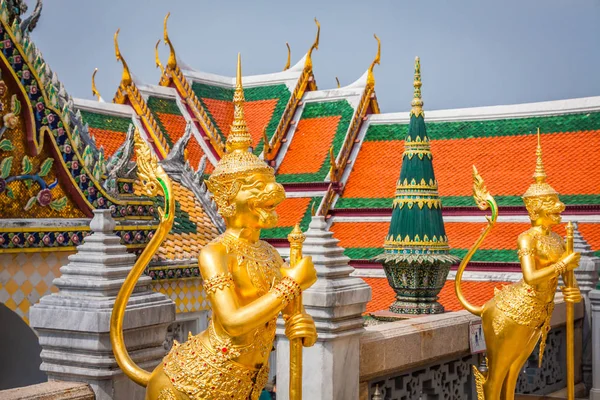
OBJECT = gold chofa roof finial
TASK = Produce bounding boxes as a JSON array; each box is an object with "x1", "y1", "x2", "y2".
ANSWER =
[
  {"x1": 410, "y1": 56, "x2": 423, "y2": 117},
  {"x1": 522, "y1": 128, "x2": 558, "y2": 198},
  {"x1": 114, "y1": 29, "x2": 132, "y2": 87},
  {"x1": 284, "y1": 42, "x2": 291, "y2": 71},
  {"x1": 305, "y1": 18, "x2": 320, "y2": 69},
  {"x1": 163, "y1": 12, "x2": 177, "y2": 70},
  {"x1": 227, "y1": 53, "x2": 252, "y2": 152},
  {"x1": 367, "y1": 34, "x2": 381, "y2": 87},
  {"x1": 155, "y1": 39, "x2": 164, "y2": 74},
  {"x1": 91, "y1": 68, "x2": 103, "y2": 101}
]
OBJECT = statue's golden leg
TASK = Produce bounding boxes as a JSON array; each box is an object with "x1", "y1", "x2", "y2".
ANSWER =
[
  {"x1": 500, "y1": 332, "x2": 540, "y2": 400},
  {"x1": 145, "y1": 364, "x2": 189, "y2": 400}
]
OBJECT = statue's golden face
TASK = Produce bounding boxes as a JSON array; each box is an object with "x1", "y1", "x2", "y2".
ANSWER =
[
  {"x1": 526, "y1": 194, "x2": 565, "y2": 227},
  {"x1": 232, "y1": 172, "x2": 285, "y2": 229}
]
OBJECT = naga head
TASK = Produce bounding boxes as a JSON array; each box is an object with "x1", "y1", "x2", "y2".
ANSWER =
[
  {"x1": 205, "y1": 54, "x2": 285, "y2": 230},
  {"x1": 522, "y1": 129, "x2": 564, "y2": 227}
]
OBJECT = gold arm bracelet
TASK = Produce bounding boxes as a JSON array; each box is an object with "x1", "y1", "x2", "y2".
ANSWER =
[
  {"x1": 203, "y1": 273, "x2": 235, "y2": 295},
  {"x1": 272, "y1": 277, "x2": 302, "y2": 307},
  {"x1": 553, "y1": 261, "x2": 567, "y2": 276},
  {"x1": 518, "y1": 248, "x2": 536, "y2": 259}
]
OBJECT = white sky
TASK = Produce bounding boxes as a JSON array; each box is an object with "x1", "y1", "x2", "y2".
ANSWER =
[{"x1": 29, "y1": 0, "x2": 600, "y2": 113}]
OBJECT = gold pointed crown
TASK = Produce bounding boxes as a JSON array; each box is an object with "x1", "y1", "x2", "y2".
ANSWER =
[
  {"x1": 208, "y1": 53, "x2": 274, "y2": 184},
  {"x1": 522, "y1": 128, "x2": 557, "y2": 198}
]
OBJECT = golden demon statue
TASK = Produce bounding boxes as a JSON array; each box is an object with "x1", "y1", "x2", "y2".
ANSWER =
[
  {"x1": 110, "y1": 54, "x2": 317, "y2": 400},
  {"x1": 455, "y1": 130, "x2": 581, "y2": 400}
]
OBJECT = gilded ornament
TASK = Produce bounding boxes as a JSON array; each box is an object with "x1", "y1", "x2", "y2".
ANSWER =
[
  {"x1": 455, "y1": 132, "x2": 581, "y2": 399},
  {"x1": 110, "y1": 54, "x2": 317, "y2": 400}
]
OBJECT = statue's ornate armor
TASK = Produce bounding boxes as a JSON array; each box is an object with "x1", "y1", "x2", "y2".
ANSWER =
[
  {"x1": 455, "y1": 131, "x2": 581, "y2": 400},
  {"x1": 163, "y1": 233, "x2": 283, "y2": 400}
]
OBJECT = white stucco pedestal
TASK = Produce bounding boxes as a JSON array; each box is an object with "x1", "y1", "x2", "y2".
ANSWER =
[
  {"x1": 276, "y1": 216, "x2": 372, "y2": 400},
  {"x1": 30, "y1": 210, "x2": 176, "y2": 400},
  {"x1": 590, "y1": 289, "x2": 600, "y2": 400}
]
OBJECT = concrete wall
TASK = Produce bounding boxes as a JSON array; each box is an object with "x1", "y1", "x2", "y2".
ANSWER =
[
  {"x1": 0, "y1": 251, "x2": 72, "y2": 390},
  {"x1": 0, "y1": 303, "x2": 46, "y2": 390},
  {"x1": 0, "y1": 252, "x2": 73, "y2": 323},
  {"x1": 359, "y1": 299, "x2": 584, "y2": 400}
]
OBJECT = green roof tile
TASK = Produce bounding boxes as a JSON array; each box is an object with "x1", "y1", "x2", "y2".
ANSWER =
[
  {"x1": 79, "y1": 110, "x2": 132, "y2": 133},
  {"x1": 277, "y1": 100, "x2": 354, "y2": 183}
]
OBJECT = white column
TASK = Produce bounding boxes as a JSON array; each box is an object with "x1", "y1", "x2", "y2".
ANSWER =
[
  {"x1": 590, "y1": 289, "x2": 600, "y2": 400},
  {"x1": 276, "y1": 216, "x2": 372, "y2": 400},
  {"x1": 29, "y1": 210, "x2": 175, "y2": 400},
  {"x1": 569, "y1": 222, "x2": 600, "y2": 393}
]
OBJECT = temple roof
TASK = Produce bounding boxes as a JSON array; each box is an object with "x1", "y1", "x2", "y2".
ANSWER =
[
  {"x1": 338, "y1": 96, "x2": 600, "y2": 210},
  {"x1": 3, "y1": 8, "x2": 600, "y2": 318},
  {"x1": 363, "y1": 278, "x2": 510, "y2": 314},
  {"x1": 331, "y1": 221, "x2": 600, "y2": 266}
]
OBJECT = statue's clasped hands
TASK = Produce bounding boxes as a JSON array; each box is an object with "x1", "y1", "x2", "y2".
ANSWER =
[
  {"x1": 559, "y1": 252, "x2": 582, "y2": 304},
  {"x1": 281, "y1": 256, "x2": 318, "y2": 347}
]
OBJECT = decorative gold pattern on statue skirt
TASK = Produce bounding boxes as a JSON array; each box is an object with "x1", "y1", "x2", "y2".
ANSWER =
[
  {"x1": 207, "y1": 319, "x2": 276, "y2": 360},
  {"x1": 494, "y1": 281, "x2": 554, "y2": 330},
  {"x1": 493, "y1": 280, "x2": 555, "y2": 364},
  {"x1": 163, "y1": 334, "x2": 269, "y2": 400}
]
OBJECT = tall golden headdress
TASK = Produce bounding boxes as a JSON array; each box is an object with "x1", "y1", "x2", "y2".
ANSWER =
[
  {"x1": 522, "y1": 128, "x2": 557, "y2": 199},
  {"x1": 206, "y1": 54, "x2": 274, "y2": 214}
]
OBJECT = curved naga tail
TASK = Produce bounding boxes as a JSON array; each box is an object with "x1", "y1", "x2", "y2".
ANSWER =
[
  {"x1": 454, "y1": 166, "x2": 498, "y2": 317},
  {"x1": 109, "y1": 128, "x2": 176, "y2": 387}
]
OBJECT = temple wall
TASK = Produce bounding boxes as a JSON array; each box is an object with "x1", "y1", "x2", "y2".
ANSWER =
[
  {"x1": 0, "y1": 251, "x2": 72, "y2": 389},
  {"x1": 0, "y1": 251, "x2": 73, "y2": 324},
  {"x1": 359, "y1": 300, "x2": 583, "y2": 400}
]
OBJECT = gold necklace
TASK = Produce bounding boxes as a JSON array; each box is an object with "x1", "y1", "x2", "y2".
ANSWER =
[{"x1": 218, "y1": 233, "x2": 281, "y2": 295}]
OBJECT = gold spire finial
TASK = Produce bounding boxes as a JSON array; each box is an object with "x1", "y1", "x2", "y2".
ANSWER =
[
  {"x1": 226, "y1": 53, "x2": 252, "y2": 152},
  {"x1": 284, "y1": 42, "x2": 291, "y2": 71},
  {"x1": 163, "y1": 12, "x2": 177, "y2": 70},
  {"x1": 410, "y1": 56, "x2": 423, "y2": 117},
  {"x1": 114, "y1": 29, "x2": 132, "y2": 87},
  {"x1": 522, "y1": 129, "x2": 557, "y2": 198},
  {"x1": 91, "y1": 68, "x2": 102, "y2": 101},
  {"x1": 155, "y1": 39, "x2": 164, "y2": 74},
  {"x1": 335, "y1": 77, "x2": 341, "y2": 88},
  {"x1": 305, "y1": 18, "x2": 320, "y2": 69},
  {"x1": 367, "y1": 34, "x2": 381, "y2": 87},
  {"x1": 533, "y1": 128, "x2": 546, "y2": 183}
]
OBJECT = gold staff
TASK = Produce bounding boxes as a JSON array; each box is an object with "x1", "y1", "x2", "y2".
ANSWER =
[
  {"x1": 564, "y1": 221, "x2": 578, "y2": 400},
  {"x1": 288, "y1": 224, "x2": 306, "y2": 399}
]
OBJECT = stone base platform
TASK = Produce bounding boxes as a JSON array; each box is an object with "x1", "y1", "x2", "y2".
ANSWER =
[{"x1": 0, "y1": 381, "x2": 95, "y2": 400}]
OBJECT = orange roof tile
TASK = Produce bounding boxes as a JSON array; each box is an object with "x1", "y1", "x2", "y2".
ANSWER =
[
  {"x1": 432, "y1": 131, "x2": 600, "y2": 197},
  {"x1": 343, "y1": 140, "x2": 404, "y2": 199},
  {"x1": 445, "y1": 222, "x2": 530, "y2": 250},
  {"x1": 331, "y1": 221, "x2": 389, "y2": 248},
  {"x1": 155, "y1": 112, "x2": 212, "y2": 173},
  {"x1": 202, "y1": 98, "x2": 234, "y2": 139},
  {"x1": 278, "y1": 116, "x2": 342, "y2": 175},
  {"x1": 245, "y1": 99, "x2": 278, "y2": 149},
  {"x1": 362, "y1": 277, "x2": 509, "y2": 313},
  {"x1": 157, "y1": 181, "x2": 220, "y2": 262},
  {"x1": 331, "y1": 221, "x2": 600, "y2": 253},
  {"x1": 276, "y1": 197, "x2": 313, "y2": 227},
  {"x1": 343, "y1": 131, "x2": 600, "y2": 200},
  {"x1": 90, "y1": 128, "x2": 127, "y2": 158}
]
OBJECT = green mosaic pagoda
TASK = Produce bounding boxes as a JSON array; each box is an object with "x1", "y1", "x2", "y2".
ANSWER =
[{"x1": 374, "y1": 57, "x2": 460, "y2": 314}]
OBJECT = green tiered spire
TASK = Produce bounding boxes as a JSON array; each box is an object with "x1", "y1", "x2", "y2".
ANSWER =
[{"x1": 374, "y1": 57, "x2": 460, "y2": 315}]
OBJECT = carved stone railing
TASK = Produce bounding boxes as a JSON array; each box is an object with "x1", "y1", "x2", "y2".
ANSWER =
[
  {"x1": 368, "y1": 354, "x2": 477, "y2": 399},
  {"x1": 516, "y1": 326, "x2": 567, "y2": 395},
  {"x1": 360, "y1": 300, "x2": 583, "y2": 400}
]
